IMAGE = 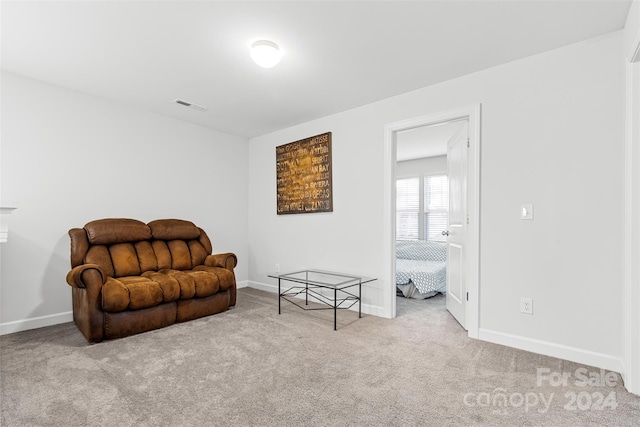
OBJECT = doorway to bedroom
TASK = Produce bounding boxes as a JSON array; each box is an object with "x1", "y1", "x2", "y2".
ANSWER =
[
  {"x1": 383, "y1": 104, "x2": 481, "y2": 338},
  {"x1": 395, "y1": 121, "x2": 465, "y2": 322}
]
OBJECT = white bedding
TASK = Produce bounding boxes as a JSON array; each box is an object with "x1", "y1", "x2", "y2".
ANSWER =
[{"x1": 396, "y1": 240, "x2": 447, "y2": 298}]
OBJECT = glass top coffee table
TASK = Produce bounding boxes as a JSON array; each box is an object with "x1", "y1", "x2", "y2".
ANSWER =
[{"x1": 268, "y1": 269, "x2": 377, "y2": 330}]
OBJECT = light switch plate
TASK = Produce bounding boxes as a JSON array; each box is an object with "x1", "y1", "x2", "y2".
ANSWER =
[{"x1": 521, "y1": 204, "x2": 533, "y2": 220}]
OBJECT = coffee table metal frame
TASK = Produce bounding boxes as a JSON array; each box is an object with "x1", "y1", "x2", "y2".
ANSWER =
[{"x1": 268, "y1": 269, "x2": 376, "y2": 330}]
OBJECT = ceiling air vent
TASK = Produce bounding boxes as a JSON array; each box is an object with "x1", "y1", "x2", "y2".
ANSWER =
[{"x1": 173, "y1": 99, "x2": 208, "y2": 112}]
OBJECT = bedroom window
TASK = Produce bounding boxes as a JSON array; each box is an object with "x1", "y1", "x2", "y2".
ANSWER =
[
  {"x1": 424, "y1": 175, "x2": 449, "y2": 242},
  {"x1": 396, "y1": 177, "x2": 420, "y2": 239},
  {"x1": 396, "y1": 174, "x2": 448, "y2": 241}
]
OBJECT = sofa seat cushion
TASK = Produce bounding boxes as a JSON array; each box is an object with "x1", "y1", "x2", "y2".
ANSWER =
[
  {"x1": 101, "y1": 267, "x2": 232, "y2": 313},
  {"x1": 192, "y1": 265, "x2": 235, "y2": 292},
  {"x1": 103, "y1": 276, "x2": 164, "y2": 312},
  {"x1": 154, "y1": 268, "x2": 227, "y2": 299}
]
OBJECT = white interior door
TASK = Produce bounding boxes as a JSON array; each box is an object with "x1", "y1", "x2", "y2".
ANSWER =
[{"x1": 445, "y1": 122, "x2": 468, "y2": 329}]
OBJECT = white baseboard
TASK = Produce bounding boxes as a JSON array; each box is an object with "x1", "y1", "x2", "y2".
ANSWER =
[
  {"x1": 246, "y1": 280, "x2": 386, "y2": 317},
  {"x1": 248, "y1": 280, "x2": 277, "y2": 293},
  {"x1": 0, "y1": 311, "x2": 73, "y2": 336},
  {"x1": 479, "y1": 328, "x2": 624, "y2": 374},
  {"x1": 0, "y1": 282, "x2": 252, "y2": 336}
]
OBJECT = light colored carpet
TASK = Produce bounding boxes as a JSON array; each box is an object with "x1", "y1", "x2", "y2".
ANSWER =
[{"x1": 1, "y1": 288, "x2": 639, "y2": 426}]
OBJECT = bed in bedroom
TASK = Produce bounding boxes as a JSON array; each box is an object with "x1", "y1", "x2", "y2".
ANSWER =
[{"x1": 396, "y1": 239, "x2": 447, "y2": 299}]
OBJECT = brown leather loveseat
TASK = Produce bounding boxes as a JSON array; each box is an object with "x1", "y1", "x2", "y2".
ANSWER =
[{"x1": 66, "y1": 218, "x2": 237, "y2": 343}]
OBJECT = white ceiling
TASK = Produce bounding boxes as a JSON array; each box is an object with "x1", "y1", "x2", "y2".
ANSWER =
[
  {"x1": 1, "y1": 1, "x2": 632, "y2": 138},
  {"x1": 396, "y1": 120, "x2": 466, "y2": 161}
]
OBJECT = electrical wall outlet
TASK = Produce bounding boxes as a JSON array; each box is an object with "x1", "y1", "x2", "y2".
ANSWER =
[
  {"x1": 520, "y1": 297, "x2": 533, "y2": 314},
  {"x1": 275, "y1": 264, "x2": 280, "y2": 273}
]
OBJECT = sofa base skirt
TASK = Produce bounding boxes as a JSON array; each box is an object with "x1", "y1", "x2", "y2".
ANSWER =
[
  {"x1": 97, "y1": 289, "x2": 231, "y2": 342},
  {"x1": 104, "y1": 302, "x2": 177, "y2": 340},
  {"x1": 176, "y1": 290, "x2": 230, "y2": 323}
]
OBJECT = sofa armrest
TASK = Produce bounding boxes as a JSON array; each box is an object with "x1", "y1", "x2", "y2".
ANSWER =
[
  {"x1": 65, "y1": 263, "x2": 106, "y2": 343},
  {"x1": 205, "y1": 253, "x2": 237, "y2": 271},
  {"x1": 66, "y1": 264, "x2": 106, "y2": 289}
]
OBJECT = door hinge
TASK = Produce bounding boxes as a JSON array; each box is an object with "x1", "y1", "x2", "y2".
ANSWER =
[
  {"x1": 467, "y1": 138, "x2": 470, "y2": 148},
  {"x1": 466, "y1": 292, "x2": 469, "y2": 301},
  {"x1": 467, "y1": 215, "x2": 470, "y2": 224}
]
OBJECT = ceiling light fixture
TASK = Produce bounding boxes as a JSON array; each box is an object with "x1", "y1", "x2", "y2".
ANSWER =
[
  {"x1": 173, "y1": 98, "x2": 208, "y2": 112},
  {"x1": 250, "y1": 40, "x2": 282, "y2": 68}
]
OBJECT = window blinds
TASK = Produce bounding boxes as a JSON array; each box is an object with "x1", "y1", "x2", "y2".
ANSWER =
[
  {"x1": 396, "y1": 174, "x2": 448, "y2": 241},
  {"x1": 424, "y1": 175, "x2": 449, "y2": 242},
  {"x1": 396, "y1": 177, "x2": 419, "y2": 239}
]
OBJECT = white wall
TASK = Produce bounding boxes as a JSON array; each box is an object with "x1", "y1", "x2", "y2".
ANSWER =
[
  {"x1": 248, "y1": 32, "x2": 625, "y2": 370},
  {"x1": 396, "y1": 155, "x2": 447, "y2": 178},
  {"x1": 623, "y1": 0, "x2": 640, "y2": 395},
  {"x1": 0, "y1": 71, "x2": 249, "y2": 332},
  {"x1": 625, "y1": 0, "x2": 640, "y2": 57}
]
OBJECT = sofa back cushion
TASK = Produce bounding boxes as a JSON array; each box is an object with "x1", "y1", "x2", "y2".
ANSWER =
[
  {"x1": 85, "y1": 218, "x2": 151, "y2": 244},
  {"x1": 148, "y1": 219, "x2": 201, "y2": 240},
  {"x1": 70, "y1": 218, "x2": 214, "y2": 278}
]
